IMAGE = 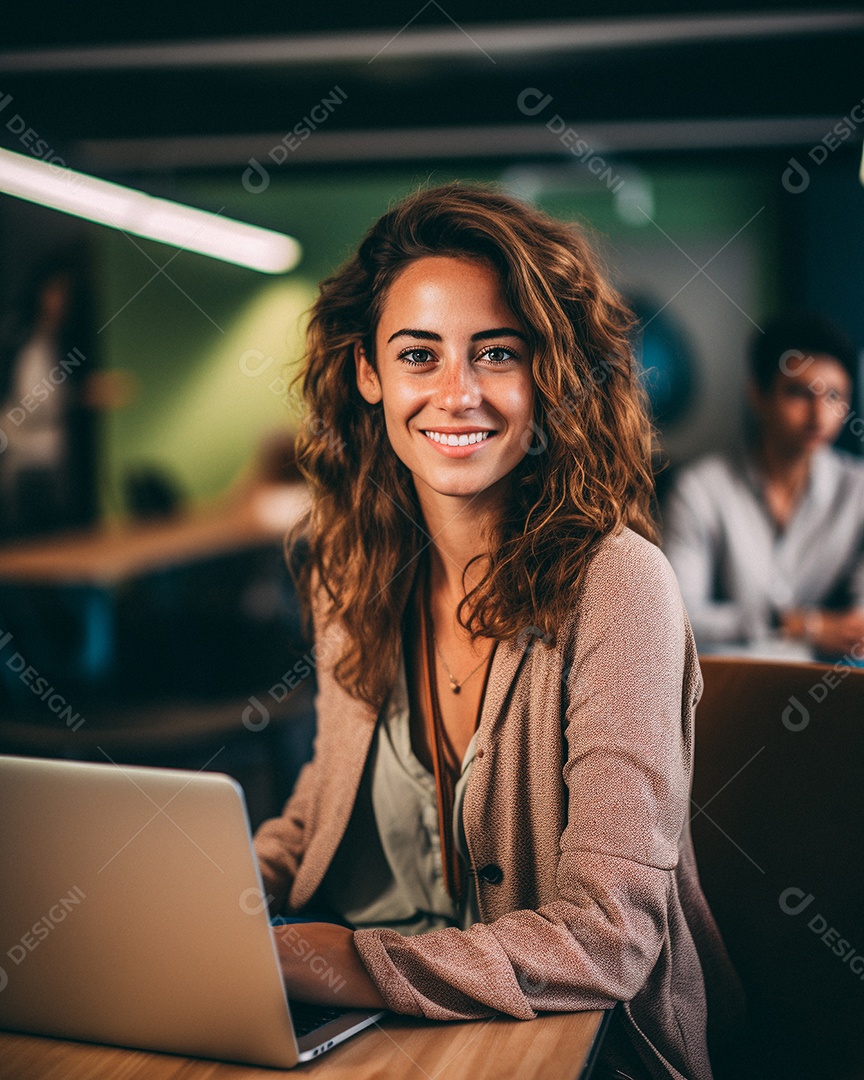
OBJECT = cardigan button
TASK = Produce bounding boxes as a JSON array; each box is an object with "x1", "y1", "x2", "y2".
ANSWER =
[{"x1": 478, "y1": 863, "x2": 503, "y2": 885}]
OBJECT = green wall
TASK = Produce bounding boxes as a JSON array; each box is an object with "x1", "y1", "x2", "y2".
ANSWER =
[{"x1": 93, "y1": 162, "x2": 782, "y2": 514}]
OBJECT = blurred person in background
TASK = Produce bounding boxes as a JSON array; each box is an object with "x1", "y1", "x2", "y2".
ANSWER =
[
  {"x1": 662, "y1": 313, "x2": 864, "y2": 660},
  {"x1": 0, "y1": 253, "x2": 98, "y2": 537}
]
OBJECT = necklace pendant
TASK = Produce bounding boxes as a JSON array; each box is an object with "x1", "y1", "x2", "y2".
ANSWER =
[{"x1": 449, "y1": 675, "x2": 461, "y2": 694}]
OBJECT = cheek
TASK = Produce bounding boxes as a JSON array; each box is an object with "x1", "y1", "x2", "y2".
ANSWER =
[
  {"x1": 821, "y1": 402, "x2": 848, "y2": 433},
  {"x1": 498, "y1": 377, "x2": 535, "y2": 428},
  {"x1": 380, "y1": 380, "x2": 422, "y2": 428}
]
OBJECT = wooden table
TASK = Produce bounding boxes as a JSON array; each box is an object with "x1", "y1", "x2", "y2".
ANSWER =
[
  {"x1": 0, "y1": 1011, "x2": 607, "y2": 1079},
  {"x1": 0, "y1": 483, "x2": 310, "y2": 691},
  {"x1": 0, "y1": 484, "x2": 310, "y2": 586}
]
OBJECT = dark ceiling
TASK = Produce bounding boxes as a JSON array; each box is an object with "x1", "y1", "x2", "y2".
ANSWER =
[
  {"x1": 2, "y1": 0, "x2": 860, "y2": 47},
  {"x1": 0, "y1": 3, "x2": 861, "y2": 175}
]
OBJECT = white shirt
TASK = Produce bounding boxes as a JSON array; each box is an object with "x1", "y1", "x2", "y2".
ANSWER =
[
  {"x1": 662, "y1": 446, "x2": 864, "y2": 658},
  {"x1": 2, "y1": 331, "x2": 67, "y2": 475},
  {"x1": 316, "y1": 648, "x2": 480, "y2": 933}
]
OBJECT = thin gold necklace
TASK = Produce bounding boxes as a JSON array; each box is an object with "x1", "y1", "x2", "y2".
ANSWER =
[{"x1": 432, "y1": 632, "x2": 488, "y2": 694}]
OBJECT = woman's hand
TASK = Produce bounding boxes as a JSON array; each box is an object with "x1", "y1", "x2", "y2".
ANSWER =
[{"x1": 272, "y1": 922, "x2": 386, "y2": 1009}]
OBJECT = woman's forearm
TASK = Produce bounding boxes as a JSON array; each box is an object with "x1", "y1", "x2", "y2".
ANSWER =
[{"x1": 273, "y1": 922, "x2": 386, "y2": 1009}]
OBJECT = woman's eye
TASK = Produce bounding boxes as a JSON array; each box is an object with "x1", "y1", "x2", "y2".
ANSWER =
[
  {"x1": 480, "y1": 346, "x2": 517, "y2": 365},
  {"x1": 399, "y1": 348, "x2": 434, "y2": 366}
]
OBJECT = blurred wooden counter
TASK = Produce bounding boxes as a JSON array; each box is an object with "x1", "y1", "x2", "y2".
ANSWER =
[{"x1": 0, "y1": 484, "x2": 310, "y2": 586}]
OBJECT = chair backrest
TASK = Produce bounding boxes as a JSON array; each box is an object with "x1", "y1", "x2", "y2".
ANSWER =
[{"x1": 692, "y1": 657, "x2": 864, "y2": 1080}]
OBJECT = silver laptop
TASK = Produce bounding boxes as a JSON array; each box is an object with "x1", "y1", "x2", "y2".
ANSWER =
[{"x1": 0, "y1": 754, "x2": 385, "y2": 1067}]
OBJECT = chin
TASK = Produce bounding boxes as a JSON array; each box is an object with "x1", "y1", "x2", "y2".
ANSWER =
[
  {"x1": 415, "y1": 469, "x2": 502, "y2": 499},
  {"x1": 429, "y1": 480, "x2": 497, "y2": 498}
]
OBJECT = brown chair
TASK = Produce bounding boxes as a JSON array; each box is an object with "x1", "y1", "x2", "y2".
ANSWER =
[{"x1": 692, "y1": 657, "x2": 864, "y2": 1080}]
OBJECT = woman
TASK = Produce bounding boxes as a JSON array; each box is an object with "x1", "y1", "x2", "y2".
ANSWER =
[{"x1": 254, "y1": 183, "x2": 741, "y2": 1079}]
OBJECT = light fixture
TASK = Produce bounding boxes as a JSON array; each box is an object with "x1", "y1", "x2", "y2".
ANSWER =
[{"x1": 0, "y1": 147, "x2": 301, "y2": 274}]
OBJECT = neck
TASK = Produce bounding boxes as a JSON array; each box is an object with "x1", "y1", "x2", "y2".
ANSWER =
[
  {"x1": 414, "y1": 482, "x2": 505, "y2": 603},
  {"x1": 756, "y1": 439, "x2": 814, "y2": 487}
]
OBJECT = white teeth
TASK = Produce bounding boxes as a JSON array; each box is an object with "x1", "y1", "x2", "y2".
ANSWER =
[{"x1": 423, "y1": 430, "x2": 492, "y2": 446}]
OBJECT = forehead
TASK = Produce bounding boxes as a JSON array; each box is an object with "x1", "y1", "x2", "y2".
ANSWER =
[
  {"x1": 377, "y1": 256, "x2": 516, "y2": 326},
  {"x1": 777, "y1": 353, "x2": 851, "y2": 391}
]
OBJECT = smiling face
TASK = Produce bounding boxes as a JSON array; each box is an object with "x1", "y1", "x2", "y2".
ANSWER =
[{"x1": 355, "y1": 255, "x2": 535, "y2": 511}]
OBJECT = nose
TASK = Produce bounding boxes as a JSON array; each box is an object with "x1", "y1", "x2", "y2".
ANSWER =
[{"x1": 435, "y1": 358, "x2": 482, "y2": 412}]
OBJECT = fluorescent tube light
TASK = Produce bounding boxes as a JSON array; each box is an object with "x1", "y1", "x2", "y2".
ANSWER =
[{"x1": 0, "y1": 147, "x2": 301, "y2": 274}]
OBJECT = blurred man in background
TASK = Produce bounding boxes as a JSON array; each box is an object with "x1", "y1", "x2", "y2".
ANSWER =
[{"x1": 663, "y1": 313, "x2": 864, "y2": 661}]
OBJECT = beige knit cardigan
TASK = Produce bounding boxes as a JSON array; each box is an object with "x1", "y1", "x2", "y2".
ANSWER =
[{"x1": 254, "y1": 527, "x2": 741, "y2": 1079}]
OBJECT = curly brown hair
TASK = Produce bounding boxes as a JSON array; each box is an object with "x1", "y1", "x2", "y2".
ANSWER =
[{"x1": 291, "y1": 182, "x2": 657, "y2": 706}]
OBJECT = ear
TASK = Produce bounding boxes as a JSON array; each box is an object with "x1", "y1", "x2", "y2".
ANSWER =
[{"x1": 355, "y1": 342, "x2": 382, "y2": 404}]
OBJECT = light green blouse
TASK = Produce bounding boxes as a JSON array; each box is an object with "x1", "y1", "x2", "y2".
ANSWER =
[{"x1": 316, "y1": 648, "x2": 481, "y2": 934}]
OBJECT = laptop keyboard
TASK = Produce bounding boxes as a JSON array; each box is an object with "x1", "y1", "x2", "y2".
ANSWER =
[{"x1": 291, "y1": 1001, "x2": 351, "y2": 1038}]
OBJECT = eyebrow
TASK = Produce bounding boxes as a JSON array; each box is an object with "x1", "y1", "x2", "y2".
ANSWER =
[{"x1": 386, "y1": 327, "x2": 528, "y2": 344}]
